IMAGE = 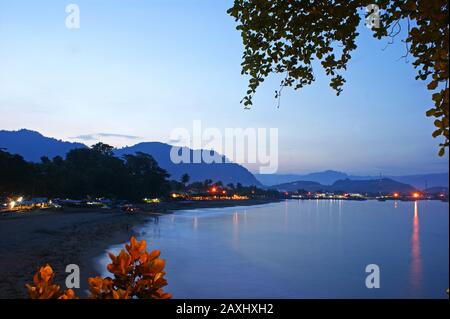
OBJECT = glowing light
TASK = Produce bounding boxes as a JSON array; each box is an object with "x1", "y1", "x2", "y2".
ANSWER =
[
  {"x1": 393, "y1": 193, "x2": 399, "y2": 198},
  {"x1": 9, "y1": 201, "x2": 16, "y2": 209},
  {"x1": 413, "y1": 192, "x2": 420, "y2": 199},
  {"x1": 211, "y1": 187, "x2": 217, "y2": 193},
  {"x1": 144, "y1": 198, "x2": 161, "y2": 203},
  {"x1": 222, "y1": 190, "x2": 226, "y2": 194},
  {"x1": 17, "y1": 196, "x2": 23, "y2": 203}
]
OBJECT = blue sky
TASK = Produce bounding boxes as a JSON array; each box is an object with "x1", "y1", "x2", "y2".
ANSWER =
[{"x1": 0, "y1": 0, "x2": 448, "y2": 175}]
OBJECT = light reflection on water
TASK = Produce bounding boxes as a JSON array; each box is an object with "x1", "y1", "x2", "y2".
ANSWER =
[
  {"x1": 410, "y1": 201, "x2": 422, "y2": 294},
  {"x1": 99, "y1": 200, "x2": 448, "y2": 298}
]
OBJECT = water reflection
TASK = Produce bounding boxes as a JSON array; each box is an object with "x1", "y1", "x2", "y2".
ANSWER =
[
  {"x1": 410, "y1": 201, "x2": 422, "y2": 294},
  {"x1": 118, "y1": 200, "x2": 448, "y2": 298},
  {"x1": 232, "y1": 211, "x2": 239, "y2": 249},
  {"x1": 193, "y1": 216, "x2": 198, "y2": 230},
  {"x1": 284, "y1": 200, "x2": 288, "y2": 230}
]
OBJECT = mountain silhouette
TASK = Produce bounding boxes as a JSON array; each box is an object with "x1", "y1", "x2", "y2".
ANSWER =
[
  {"x1": 273, "y1": 178, "x2": 418, "y2": 194},
  {"x1": 0, "y1": 129, "x2": 86, "y2": 162},
  {"x1": 115, "y1": 143, "x2": 261, "y2": 186},
  {"x1": 0, "y1": 129, "x2": 261, "y2": 186},
  {"x1": 255, "y1": 170, "x2": 449, "y2": 189},
  {"x1": 2, "y1": 129, "x2": 446, "y2": 189}
]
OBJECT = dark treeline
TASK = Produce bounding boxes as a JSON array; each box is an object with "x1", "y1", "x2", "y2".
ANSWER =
[{"x1": 0, "y1": 143, "x2": 170, "y2": 200}]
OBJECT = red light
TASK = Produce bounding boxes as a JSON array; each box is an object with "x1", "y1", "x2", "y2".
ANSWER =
[
  {"x1": 413, "y1": 192, "x2": 420, "y2": 198},
  {"x1": 211, "y1": 187, "x2": 217, "y2": 193},
  {"x1": 393, "y1": 193, "x2": 399, "y2": 198}
]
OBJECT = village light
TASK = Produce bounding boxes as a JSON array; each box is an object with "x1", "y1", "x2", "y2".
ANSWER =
[
  {"x1": 393, "y1": 193, "x2": 399, "y2": 198},
  {"x1": 413, "y1": 192, "x2": 420, "y2": 199},
  {"x1": 211, "y1": 187, "x2": 217, "y2": 193},
  {"x1": 17, "y1": 196, "x2": 23, "y2": 203},
  {"x1": 9, "y1": 201, "x2": 16, "y2": 209}
]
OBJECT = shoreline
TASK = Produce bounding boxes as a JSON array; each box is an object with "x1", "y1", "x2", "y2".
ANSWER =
[{"x1": 0, "y1": 199, "x2": 279, "y2": 298}]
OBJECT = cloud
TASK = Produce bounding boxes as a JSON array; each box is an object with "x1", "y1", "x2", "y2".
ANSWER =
[
  {"x1": 71, "y1": 134, "x2": 97, "y2": 141},
  {"x1": 97, "y1": 133, "x2": 141, "y2": 139},
  {"x1": 71, "y1": 133, "x2": 141, "y2": 141}
]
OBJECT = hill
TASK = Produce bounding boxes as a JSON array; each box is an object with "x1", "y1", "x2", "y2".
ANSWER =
[
  {"x1": 0, "y1": 129, "x2": 261, "y2": 186},
  {"x1": 255, "y1": 171, "x2": 448, "y2": 189},
  {"x1": 115, "y1": 143, "x2": 261, "y2": 186},
  {"x1": 273, "y1": 178, "x2": 417, "y2": 195},
  {"x1": 0, "y1": 129, "x2": 86, "y2": 162}
]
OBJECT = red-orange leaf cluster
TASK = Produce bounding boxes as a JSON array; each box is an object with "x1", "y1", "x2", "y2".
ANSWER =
[
  {"x1": 26, "y1": 237, "x2": 171, "y2": 299},
  {"x1": 26, "y1": 265, "x2": 77, "y2": 299},
  {"x1": 98, "y1": 236, "x2": 171, "y2": 299}
]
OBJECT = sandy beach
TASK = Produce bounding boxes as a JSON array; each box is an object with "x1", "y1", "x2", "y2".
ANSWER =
[{"x1": 0, "y1": 199, "x2": 277, "y2": 299}]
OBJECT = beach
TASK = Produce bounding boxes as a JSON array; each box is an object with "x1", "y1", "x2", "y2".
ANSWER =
[{"x1": 0, "y1": 199, "x2": 277, "y2": 299}]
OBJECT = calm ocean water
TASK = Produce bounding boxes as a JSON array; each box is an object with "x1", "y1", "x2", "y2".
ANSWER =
[{"x1": 99, "y1": 200, "x2": 449, "y2": 298}]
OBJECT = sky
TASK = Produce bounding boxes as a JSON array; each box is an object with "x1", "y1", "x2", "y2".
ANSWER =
[{"x1": 0, "y1": 0, "x2": 448, "y2": 175}]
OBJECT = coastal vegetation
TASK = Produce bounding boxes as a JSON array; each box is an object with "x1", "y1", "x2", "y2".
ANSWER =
[
  {"x1": 0, "y1": 143, "x2": 170, "y2": 201},
  {"x1": 1, "y1": 144, "x2": 281, "y2": 211}
]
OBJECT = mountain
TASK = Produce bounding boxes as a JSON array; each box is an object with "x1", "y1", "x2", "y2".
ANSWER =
[
  {"x1": 423, "y1": 186, "x2": 449, "y2": 195},
  {"x1": 328, "y1": 178, "x2": 417, "y2": 194},
  {"x1": 0, "y1": 129, "x2": 261, "y2": 186},
  {"x1": 273, "y1": 178, "x2": 417, "y2": 195},
  {"x1": 115, "y1": 143, "x2": 261, "y2": 186},
  {"x1": 254, "y1": 170, "x2": 347, "y2": 186},
  {"x1": 389, "y1": 173, "x2": 449, "y2": 189},
  {"x1": 255, "y1": 171, "x2": 449, "y2": 189},
  {"x1": 0, "y1": 129, "x2": 86, "y2": 162},
  {"x1": 270, "y1": 180, "x2": 325, "y2": 192},
  {"x1": 1, "y1": 129, "x2": 445, "y2": 189}
]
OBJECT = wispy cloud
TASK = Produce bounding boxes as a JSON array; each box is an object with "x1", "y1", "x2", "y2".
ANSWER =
[
  {"x1": 97, "y1": 133, "x2": 141, "y2": 139},
  {"x1": 71, "y1": 133, "x2": 141, "y2": 141},
  {"x1": 71, "y1": 134, "x2": 97, "y2": 141}
]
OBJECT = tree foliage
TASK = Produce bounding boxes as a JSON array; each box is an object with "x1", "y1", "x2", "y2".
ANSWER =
[
  {"x1": 228, "y1": 0, "x2": 449, "y2": 155},
  {"x1": 0, "y1": 143, "x2": 170, "y2": 200},
  {"x1": 181, "y1": 173, "x2": 190, "y2": 186}
]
